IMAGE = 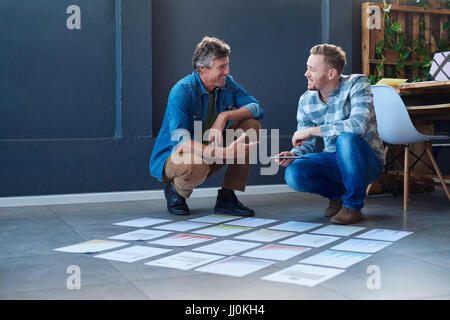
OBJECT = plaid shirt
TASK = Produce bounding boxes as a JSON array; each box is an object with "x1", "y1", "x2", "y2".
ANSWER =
[{"x1": 290, "y1": 74, "x2": 385, "y2": 165}]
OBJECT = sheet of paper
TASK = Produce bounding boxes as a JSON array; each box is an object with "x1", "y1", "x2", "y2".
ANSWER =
[
  {"x1": 145, "y1": 251, "x2": 224, "y2": 270},
  {"x1": 242, "y1": 244, "x2": 310, "y2": 261},
  {"x1": 331, "y1": 238, "x2": 392, "y2": 253},
  {"x1": 299, "y1": 250, "x2": 371, "y2": 269},
  {"x1": 279, "y1": 233, "x2": 340, "y2": 248},
  {"x1": 94, "y1": 245, "x2": 172, "y2": 263},
  {"x1": 193, "y1": 240, "x2": 262, "y2": 255},
  {"x1": 311, "y1": 225, "x2": 366, "y2": 237},
  {"x1": 195, "y1": 256, "x2": 274, "y2": 277},
  {"x1": 54, "y1": 239, "x2": 128, "y2": 254},
  {"x1": 188, "y1": 214, "x2": 241, "y2": 224},
  {"x1": 234, "y1": 229, "x2": 294, "y2": 242},
  {"x1": 193, "y1": 224, "x2": 251, "y2": 236},
  {"x1": 148, "y1": 233, "x2": 216, "y2": 247},
  {"x1": 227, "y1": 217, "x2": 279, "y2": 228},
  {"x1": 153, "y1": 221, "x2": 210, "y2": 232},
  {"x1": 108, "y1": 229, "x2": 172, "y2": 241},
  {"x1": 262, "y1": 264, "x2": 345, "y2": 287},
  {"x1": 356, "y1": 228, "x2": 413, "y2": 241},
  {"x1": 113, "y1": 217, "x2": 171, "y2": 228},
  {"x1": 268, "y1": 221, "x2": 322, "y2": 233}
]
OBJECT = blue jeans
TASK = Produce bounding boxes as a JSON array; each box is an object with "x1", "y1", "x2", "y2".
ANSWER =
[{"x1": 285, "y1": 133, "x2": 383, "y2": 211}]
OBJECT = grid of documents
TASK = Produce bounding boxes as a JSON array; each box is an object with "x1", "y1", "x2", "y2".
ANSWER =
[{"x1": 54, "y1": 214, "x2": 413, "y2": 287}]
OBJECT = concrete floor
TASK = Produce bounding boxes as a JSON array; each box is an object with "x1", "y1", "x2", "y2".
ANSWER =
[{"x1": 1, "y1": 187, "x2": 449, "y2": 300}]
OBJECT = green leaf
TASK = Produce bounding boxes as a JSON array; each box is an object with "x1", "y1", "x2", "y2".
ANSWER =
[
  {"x1": 376, "y1": 64, "x2": 384, "y2": 72},
  {"x1": 421, "y1": 60, "x2": 432, "y2": 68},
  {"x1": 368, "y1": 74, "x2": 377, "y2": 85},
  {"x1": 400, "y1": 50, "x2": 411, "y2": 60},
  {"x1": 396, "y1": 62, "x2": 405, "y2": 69},
  {"x1": 383, "y1": 4, "x2": 392, "y2": 12},
  {"x1": 444, "y1": 21, "x2": 450, "y2": 31},
  {"x1": 391, "y1": 21, "x2": 402, "y2": 33},
  {"x1": 414, "y1": 47, "x2": 427, "y2": 56},
  {"x1": 393, "y1": 43, "x2": 403, "y2": 52}
]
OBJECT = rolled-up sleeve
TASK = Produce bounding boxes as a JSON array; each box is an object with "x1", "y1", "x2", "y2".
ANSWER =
[
  {"x1": 290, "y1": 97, "x2": 317, "y2": 155},
  {"x1": 231, "y1": 78, "x2": 264, "y2": 120}
]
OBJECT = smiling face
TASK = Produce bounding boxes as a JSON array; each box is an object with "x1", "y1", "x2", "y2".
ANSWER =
[
  {"x1": 198, "y1": 56, "x2": 230, "y2": 93},
  {"x1": 304, "y1": 54, "x2": 333, "y2": 91}
]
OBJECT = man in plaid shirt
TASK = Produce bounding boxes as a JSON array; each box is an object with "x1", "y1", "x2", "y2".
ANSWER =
[{"x1": 276, "y1": 44, "x2": 385, "y2": 224}]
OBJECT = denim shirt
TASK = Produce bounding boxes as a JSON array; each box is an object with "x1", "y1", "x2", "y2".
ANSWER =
[{"x1": 150, "y1": 71, "x2": 264, "y2": 181}]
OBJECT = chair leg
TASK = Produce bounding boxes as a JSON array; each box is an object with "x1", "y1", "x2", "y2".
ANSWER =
[
  {"x1": 404, "y1": 145, "x2": 410, "y2": 211},
  {"x1": 424, "y1": 141, "x2": 450, "y2": 200}
]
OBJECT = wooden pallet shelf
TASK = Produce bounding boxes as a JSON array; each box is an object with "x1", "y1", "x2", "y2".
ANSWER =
[{"x1": 362, "y1": 1, "x2": 450, "y2": 80}]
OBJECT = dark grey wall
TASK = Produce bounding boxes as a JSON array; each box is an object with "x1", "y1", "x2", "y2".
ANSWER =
[
  {"x1": 0, "y1": 0, "x2": 448, "y2": 197},
  {"x1": 0, "y1": 0, "x2": 156, "y2": 197},
  {"x1": 152, "y1": 0, "x2": 323, "y2": 187}
]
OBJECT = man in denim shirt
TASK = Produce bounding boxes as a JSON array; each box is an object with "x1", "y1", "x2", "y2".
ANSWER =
[
  {"x1": 276, "y1": 44, "x2": 385, "y2": 225},
  {"x1": 150, "y1": 37, "x2": 264, "y2": 216}
]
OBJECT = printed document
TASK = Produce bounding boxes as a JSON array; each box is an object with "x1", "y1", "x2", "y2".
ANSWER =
[
  {"x1": 242, "y1": 244, "x2": 310, "y2": 261},
  {"x1": 193, "y1": 224, "x2": 251, "y2": 236},
  {"x1": 188, "y1": 214, "x2": 240, "y2": 224},
  {"x1": 356, "y1": 229, "x2": 413, "y2": 241},
  {"x1": 193, "y1": 240, "x2": 262, "y2": 255},
  {"x1": 227, "y1": 217, "x2": 279, "y2": 228},
  {"x1": 268, "y1": 221, "x2": 322, "y2": 233},
  {"x1": 280, "y1": 233, "x2": 340, "y2": 248},
  {"x1": 54, "y1": 239, "x2": 128, "y2": 254},
  {"x1": 262, "y1": 264, "x2": 345, "y2": 287},
  {"x1": 108, "y1": 229, "x2": 171, "y2": 241},
  {"x1": 299, "y1": 250, "x2": 371, "y2": 268},
  {"x1": 153, "y1": 221, "x2": 210, "y2": 232},
  {"x1": 311, "y1": 225, "x2": 366, "y2": 237},
  {"x1": 195, "y1": 256, "x2": 274, "y2": 277},
  {"x1": 94, "y1": 245, "x2": 172, "y2": 263},
  {"x1": 145, "y1": 251, "x2": 224, "y2": 270},
  {"x1": 331, "y1": 238, "x2": 392, "y2": 253},
  {"x1": 234, "y1": 229, "x2": 294, "y2": 242},
  {"x1": 148, "y1": 233, "x2": 216, "y2": 247}
]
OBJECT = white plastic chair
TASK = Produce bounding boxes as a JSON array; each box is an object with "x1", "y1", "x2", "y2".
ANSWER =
[{"x1": 370, "y1": 84, "x2": 450, "y2": 211}]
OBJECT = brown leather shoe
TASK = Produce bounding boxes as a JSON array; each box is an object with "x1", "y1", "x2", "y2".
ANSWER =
[
  {"x1": 330, "y1": 206, "x2": 363, "y2": 225},
  {"x1": 324, "y1": 198, "x2": 343, "y2": 218}
]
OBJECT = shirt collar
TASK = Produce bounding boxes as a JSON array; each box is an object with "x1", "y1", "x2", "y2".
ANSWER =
[
  {"x1": 193, "y1": 71, "x2": 208, "y2": 95},
  {"x1": 329, "y1": 76, "x2": 343, "y2": 97},
  {"x1": 193, "y1": 71, "x2": 229, "y2": 95}
]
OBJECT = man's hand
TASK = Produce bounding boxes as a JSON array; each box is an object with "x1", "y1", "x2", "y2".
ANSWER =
[
  {"x1": 292, "y1": 127, "x2": 321, "y2": 147},
  {"x1": 292, "y1": 129, "x2": 312, "y2": 147},
  {"x1": 208, "y1": 113, "x2": 227, "y2": 146},
  {"x1": 225, "y1": 133, "x2": 258, "y2": 160},
  {"x1": 274, "y1": 151, "x2": 296, "y2": 167}
]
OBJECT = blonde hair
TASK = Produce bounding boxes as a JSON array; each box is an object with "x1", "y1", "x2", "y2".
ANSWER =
[{"x1": 310, "y1": 44, "x2": 346, "y2": 74}]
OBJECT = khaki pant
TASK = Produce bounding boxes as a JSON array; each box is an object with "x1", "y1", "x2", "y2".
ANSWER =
[{"x1": 163, "y1": 118, "x2": 261, "y2": 198}]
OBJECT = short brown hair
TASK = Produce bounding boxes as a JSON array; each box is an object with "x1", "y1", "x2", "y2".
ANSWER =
[
  {"x1": 310, "y1": 44, "x2": 346, "y2": 74},
  {"x1": 192, "y1": 36, "x2": 231, "y2": 71}
]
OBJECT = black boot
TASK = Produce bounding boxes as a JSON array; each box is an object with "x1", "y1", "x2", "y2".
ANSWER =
[
  {"x1": 164, "y1": 183, "x2": 190, "y2": 216},
  {"x1": 214, "y1": 188, "x2": 255, "y2": 217}
]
